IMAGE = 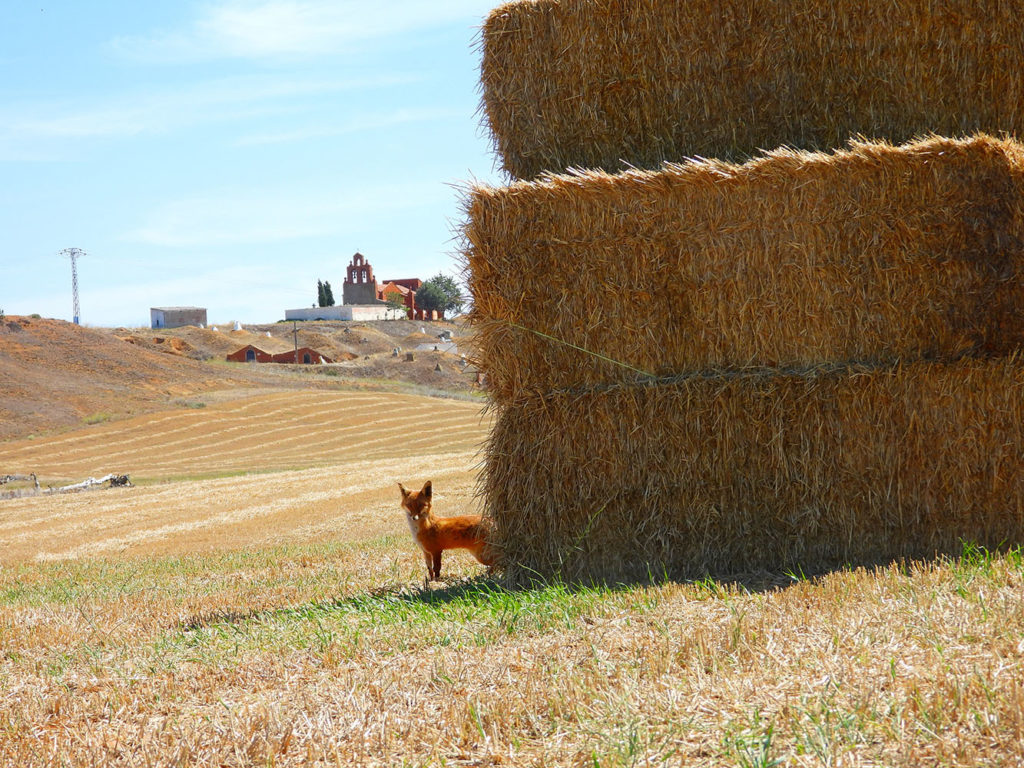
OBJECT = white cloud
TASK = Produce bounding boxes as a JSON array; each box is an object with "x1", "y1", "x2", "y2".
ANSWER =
[
  {"x1": 1, "y1": 75, "x2": 409, "y2": 143},
  {"x1": 111, "y1": 0, "x2": 493, "y2": 63}
]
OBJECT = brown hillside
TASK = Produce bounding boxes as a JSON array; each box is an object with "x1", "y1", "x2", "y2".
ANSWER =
[
  {"x1": 0, "y1": 316, "x2": 479, "y2": 444},
  {"x1": 336, "y1": 348, "x2": 476, "y2": 391},
  {"x1": 0, "y1": 317, "x2": 257, "y2": 442}
]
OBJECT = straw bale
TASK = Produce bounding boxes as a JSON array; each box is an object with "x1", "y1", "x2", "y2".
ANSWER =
[
  {"x1": 464, "y1": 135, "x2": 1024, "y2": 405},
  {"x1": 481, "y1": 0, "x2": 1024, "y2": 179},
  {"x1": 483, "y1": 358, "x2": 1024, "y2": 585}
]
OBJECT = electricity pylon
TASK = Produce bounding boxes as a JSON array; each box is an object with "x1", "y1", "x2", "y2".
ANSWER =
[{"x1": 59, "y1": 248, "x2": 85, "y2": 325}]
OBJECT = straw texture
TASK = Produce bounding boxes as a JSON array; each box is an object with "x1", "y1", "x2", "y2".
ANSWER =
[
  {"x1": 484, "y1": 359, "x2": 1024, "y2": 585},
  {"x1": 481, "y1": 0, "x2": 1024, "y2": 179},
  {"x1": 464, "y1": 135, "x2": 1024, "y2": 405}
]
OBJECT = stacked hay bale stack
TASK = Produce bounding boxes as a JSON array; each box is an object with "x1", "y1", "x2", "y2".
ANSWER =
[{"x1": 465, "y1": 0, "x2": 1024, "y2": 585}]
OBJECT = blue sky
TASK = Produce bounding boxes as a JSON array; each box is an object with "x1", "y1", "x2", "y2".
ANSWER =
[{"x1": 1, "y1": 0, "x2": 501, "y2": 327}]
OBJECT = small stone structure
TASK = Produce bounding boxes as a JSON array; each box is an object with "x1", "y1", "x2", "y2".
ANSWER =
[{"x1": 151, "y1": 307, "x2": 207, "y2": 329}]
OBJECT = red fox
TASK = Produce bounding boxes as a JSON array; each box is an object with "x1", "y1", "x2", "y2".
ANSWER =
[{"x1": 398, "y1": 480, "x2": 493, "y2": 580}]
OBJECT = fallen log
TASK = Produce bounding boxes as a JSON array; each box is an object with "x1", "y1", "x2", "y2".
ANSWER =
[
  {"x1": 47, "y1": 474, "x2": 133, "y2": 494},
  {"x1": 0, "y1": 473, "x2": 132, "y2": 500}
]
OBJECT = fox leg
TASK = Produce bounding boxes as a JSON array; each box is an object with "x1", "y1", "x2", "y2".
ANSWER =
[
  {"x1": 422, "y1": 551, "x2": 433, "y2": 579},
  {"x1": 432, "y1": 551, "x2": 443, "y2": 580}
]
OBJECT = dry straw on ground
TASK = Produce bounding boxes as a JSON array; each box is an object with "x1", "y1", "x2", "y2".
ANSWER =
[
  {"x1": 4, "y1": 543, "x2": 1023, "y2": 765},
  {"x1": 464, "y1": 135, "x2": 1024, "y2": 405},
  {"x1": 483, "y1": 358, "x2": 1024, "y2": 586},
  {"x1": 481, "y1": 0, "x2": 1024, "y2": 178}
]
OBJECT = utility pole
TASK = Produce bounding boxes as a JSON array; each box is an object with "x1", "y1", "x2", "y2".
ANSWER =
[
  {"x1": 59, "y1": 248, "x2": 85, "y2": 325},
  {"x1": 292, "y1": 320, "x2": 299, "y2": 363}
]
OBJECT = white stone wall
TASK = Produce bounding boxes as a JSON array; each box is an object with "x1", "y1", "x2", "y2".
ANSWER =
[{"x1": 284, "y1": 305, "x2": 392, "y2": 322}]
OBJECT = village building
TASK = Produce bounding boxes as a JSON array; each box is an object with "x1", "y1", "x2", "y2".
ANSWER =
[
  {"x1": 343, "y1": 253, "x2": 442, "y2": 320},
  {"x1": 341, "y1": 252, "x2": 380, "y2": 305},
  {"x1": 284, "y1": 252, "x2": 443, "y2": 322},
  {"x1": 150, "y1": 307, "x2": 207, "y2": 329},
  {"x1": 226, "y1": 345, "x2": 332, "y2": 364},
  {"x1": 270, "y1": 347, "x2": 333, "y2": 365},
  {"x1": 225, "y1": 345, "x2": 274, "y2": 363}
]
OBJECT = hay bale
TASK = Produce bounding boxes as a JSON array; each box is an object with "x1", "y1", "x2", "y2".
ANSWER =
[
  {"x1": 481, "y1": 0, "x2": 1024, "y2": 178},
  {"x1": 483, "y1": 358, "x2": 1024, "y2": 585},
  {"x1": 464, "y1": 135, "x2": 1024, "y2": 405}
]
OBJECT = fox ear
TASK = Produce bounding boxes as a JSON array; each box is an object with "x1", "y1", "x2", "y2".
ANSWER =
[
  {"x1": 422, "y1": 480, "x2": 432, "y2": 499},
  {"x1": 398, "y1": 482, "x2": 408, "y2": 497}
]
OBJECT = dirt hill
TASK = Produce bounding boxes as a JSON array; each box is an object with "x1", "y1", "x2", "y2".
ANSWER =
[
  {"x1": 0, "y1": 316, "x2": 267, "y2": 442},
  {"x1": 111, "y1": 318, "x2": 480, "y2": 392},
  {"x1": 0, "y1": 316, "x2": 480, "y2": 443}
]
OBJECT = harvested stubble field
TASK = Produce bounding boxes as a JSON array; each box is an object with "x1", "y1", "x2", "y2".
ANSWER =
[
  {"x1": 1, "y1": 536, "x2": 1023, "y2": 765},
  {"x1": 0, "y1": 390, "x2": 487, "y2": 562},
  {"x1": 0, "y1": 343, "x2": 1022, "y2": 765}
]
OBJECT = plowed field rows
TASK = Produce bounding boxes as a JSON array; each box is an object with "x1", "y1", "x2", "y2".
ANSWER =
[
  {"x1": 0, "y1": 390, "x2": 486, "y2": 481},
  {"x1": 0, "y1": 391, "x2": 489, "y2": 563}
]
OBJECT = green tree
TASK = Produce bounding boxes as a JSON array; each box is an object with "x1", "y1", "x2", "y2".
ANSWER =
[
  {"x1": 317, "y1": 280, "x2": 326, "y2": 308},
  {"x1": 384, "y1": 292, "x2": 408, "y2": 318},
  {"x1": 415, "y1": 273, "x2": 464, "y2": 315},
  {"x1": 323, "y1": 281, "x2": 335, "y2": 307}
]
